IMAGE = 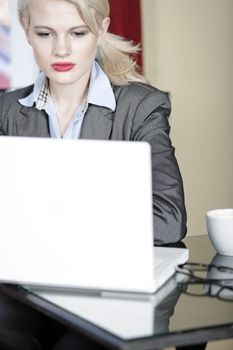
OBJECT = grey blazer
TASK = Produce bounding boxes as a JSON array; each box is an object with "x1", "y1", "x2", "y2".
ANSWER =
[{"x1": 0, "y1": 82, "x2": 187, "y2": 245}]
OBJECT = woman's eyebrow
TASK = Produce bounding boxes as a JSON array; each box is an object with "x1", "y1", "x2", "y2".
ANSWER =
[
  {"x1": 33, "y1": 25, "x2": 89, "y2": 30},
  {"x1": 69, "y1": 25, "x2": 89, "y2": 30}
]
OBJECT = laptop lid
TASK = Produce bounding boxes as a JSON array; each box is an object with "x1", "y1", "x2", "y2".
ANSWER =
[{"x1": 0, "y1": 137, "x2": 188, "y2": 293}]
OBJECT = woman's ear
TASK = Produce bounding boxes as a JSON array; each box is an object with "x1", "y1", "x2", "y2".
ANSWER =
[{"x1": 97, "y1": 17, "x2": 110, "y2": 44}]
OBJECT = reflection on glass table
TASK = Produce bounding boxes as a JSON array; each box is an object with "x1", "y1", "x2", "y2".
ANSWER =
[
  {"x1": 30, "y1": 274, "x2": 182, "y2": 339},
  {"x1": 176, "y1": 257, "x2": 233, "y2": 301}
]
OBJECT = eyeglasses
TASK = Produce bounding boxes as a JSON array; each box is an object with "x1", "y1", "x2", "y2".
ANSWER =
[{"x1": 175, "y1": 263, "x2": 233, "y2": 301}]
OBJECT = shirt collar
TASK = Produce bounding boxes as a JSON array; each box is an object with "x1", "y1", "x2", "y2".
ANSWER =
[
  {"x1": 19, "y1": 61, "x2": 116, "y2": 112},
  {"x1": 88, "y1": 61, "x2": 116, "y2": 111},
  {"x1": 19, "y1": 72, "x2": 46, "y2": 107}
]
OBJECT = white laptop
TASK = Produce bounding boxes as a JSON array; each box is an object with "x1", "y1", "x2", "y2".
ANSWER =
[{"x1": 0, "y1": 136, "x2": 188, "y2": 294}]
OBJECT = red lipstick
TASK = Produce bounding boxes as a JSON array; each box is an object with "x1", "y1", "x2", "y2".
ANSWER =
[{"x1": 51, "y1": 62, "x2": 75, "y2": 72}]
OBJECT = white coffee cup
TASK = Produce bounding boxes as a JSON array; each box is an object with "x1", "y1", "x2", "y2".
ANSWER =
[{"x1": 206, "y1": 209, "x2": 233, "y2": 256}]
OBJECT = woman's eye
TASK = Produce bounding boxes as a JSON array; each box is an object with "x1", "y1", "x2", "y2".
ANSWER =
[
  {"x1": 71, "y1": 31, "x2": 86, "y2": 37},
  {"x1": 36, "y1": 32, "x2": 52, "y2": 38}
]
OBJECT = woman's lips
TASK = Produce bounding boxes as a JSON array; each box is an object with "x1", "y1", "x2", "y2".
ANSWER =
[{"x1": 51, "y1": 63, "x2": 75, "y2": 72}]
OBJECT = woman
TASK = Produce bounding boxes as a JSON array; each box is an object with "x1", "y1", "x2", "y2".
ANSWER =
[{"x1": 0, "y1": 0, "x2": 187, "y2": 348}]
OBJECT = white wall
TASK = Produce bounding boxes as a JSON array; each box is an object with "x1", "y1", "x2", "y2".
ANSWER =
[
  {"x1": 141, "y1": 0, "x2": 233, "y2": 235},
  {"x1": 9, "y1": 0, "x2": 37, "y2": 89}
]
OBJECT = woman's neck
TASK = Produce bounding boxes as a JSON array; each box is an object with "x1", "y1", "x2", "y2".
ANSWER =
[
  {"x1": 48, "y1": 76, "x2": 90, "y2": 136},
  {"x1": 49, "y1": 78, "x2": 88, "y2": 109}
]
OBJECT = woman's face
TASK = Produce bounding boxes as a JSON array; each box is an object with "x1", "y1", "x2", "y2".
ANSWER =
[{"x1": 23, "y1": 0, "x2": 109, "y2": 88}]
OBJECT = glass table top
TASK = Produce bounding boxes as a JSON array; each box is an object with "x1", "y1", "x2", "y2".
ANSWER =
[{"x1": 27, "y1": 235, "x2": 233, "y2": 341}]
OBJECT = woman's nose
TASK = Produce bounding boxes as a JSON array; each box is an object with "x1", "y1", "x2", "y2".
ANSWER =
[{"x1": 52, "y1": 36, "x2": 71, "y2": 57}]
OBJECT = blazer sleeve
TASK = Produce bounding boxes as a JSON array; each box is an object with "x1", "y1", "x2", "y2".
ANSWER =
[{"x1": 131, "y1": 90, "x2": 187, "y2": 245}]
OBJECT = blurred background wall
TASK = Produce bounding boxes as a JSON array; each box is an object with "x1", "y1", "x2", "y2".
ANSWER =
[
  {"x1": 0, "y1": 0, "x2": 10, "y2": 88},
  {"x1": 141, "y1": 0, "x2": 233, "y2": 236}
]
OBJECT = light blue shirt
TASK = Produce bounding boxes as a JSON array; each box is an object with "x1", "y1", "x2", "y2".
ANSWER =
[{"x1": 19, "y1": 61, "x2": 116, "y2": 138}]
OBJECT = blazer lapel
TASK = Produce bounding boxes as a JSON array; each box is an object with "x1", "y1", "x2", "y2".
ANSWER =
[
  {"x1": 15, "y1": 104, "x2": 114, "y2": 139},
  {"x1": 80, "y1": 104, "x2": 114, "y2": 140},
  {"x1": 15, "y1": 106, "x2": 50, "y2": 137}
]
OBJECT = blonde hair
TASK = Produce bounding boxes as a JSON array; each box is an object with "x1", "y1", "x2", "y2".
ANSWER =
[{"x1": 17, "y1": 0, "x2": 147, "y2": 85}]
